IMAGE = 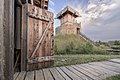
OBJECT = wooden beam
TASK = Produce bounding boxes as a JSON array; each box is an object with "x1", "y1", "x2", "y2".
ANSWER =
[
  {"x1": 21, "y1": 5, "x2": 27, "y2": 71},
  {"x1": 0, "y1": 0, "x2": 14, "y2": 79},
  {"x1": 28, "y1": 12, "x2": 51, "y2": 21},
  {"x1": 28, "y1": 56, "x2": 54, "y2": 63}
]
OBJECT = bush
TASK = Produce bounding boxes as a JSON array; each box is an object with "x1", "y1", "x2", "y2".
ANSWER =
[
  {"x1": 111, "y1": 46, "x2": 120, "y2": 50},
  {"x1": 79, "y1": 42, "x2": 94, "y2": 54},
  {"x1": 55, "y1": 42, "x2": 96, "y2": 54},
  {"x1": 93, "y1": 48, "x2": 109, "y2": 55},
  {"x1": 114, "y1": 40, "x2": 120, "y2": 45},
  {"x1": 65, "y1": 42, "x2": 76, "y2": 54}
]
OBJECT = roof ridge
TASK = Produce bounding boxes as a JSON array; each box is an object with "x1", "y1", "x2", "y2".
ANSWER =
[{"x1": 56, "y1": 6, "x2": 80, "y2": 19}]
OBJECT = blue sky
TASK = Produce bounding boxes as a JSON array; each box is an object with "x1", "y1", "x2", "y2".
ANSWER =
[{"x1": 48, "y1": 0, "x2": 120, "y2": 42}]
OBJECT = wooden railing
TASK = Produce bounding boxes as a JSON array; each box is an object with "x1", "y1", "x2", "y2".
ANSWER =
[
  {"x1": 79, "y1": 32, "x2": 94, "y2": 43},
  {"x1": 105, "y1": 49, "x2": 120, "y2": 52}
]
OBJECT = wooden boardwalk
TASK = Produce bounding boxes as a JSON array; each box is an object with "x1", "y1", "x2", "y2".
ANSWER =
[{"x1": 14, "y1": 59, "x2": 120, "y2": 80}]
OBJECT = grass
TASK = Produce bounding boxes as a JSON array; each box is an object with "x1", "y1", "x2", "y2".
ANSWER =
[
  {"x1": 54, "y1": 54, "x2": 120, "y2": 67},
  {"x1": 54, "y1": 34, "x2": 87, "y2": 52},
  {"x1": 54, "y1": 34, "x2": 111, "y2": 55},
  {"x1": 104, "y1": 75, "x2": 120, "y2": 80}
]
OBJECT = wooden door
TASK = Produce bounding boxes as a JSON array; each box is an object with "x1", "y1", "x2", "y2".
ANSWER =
[{"x1": 21, "y1": 4, "x2": 54, "y2": 71}]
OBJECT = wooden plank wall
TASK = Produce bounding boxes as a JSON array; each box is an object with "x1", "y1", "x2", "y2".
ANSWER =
[
  {"x1": 0, "y1": 0, "x2": 14, "y2": 79},
  {"x1": 21, "y1": 4, "x2": 27, "y2": 71},
  {"x1": 21, "y1": 4, "x2": 54, "y2": 71}
]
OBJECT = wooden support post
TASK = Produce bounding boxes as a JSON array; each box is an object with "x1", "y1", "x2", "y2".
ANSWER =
[
  {"x1": 0, "y1": 0, "x2": 14, "y2": 80},
  {"x1": 21, "y1": 5, "x2": 27, "y2": 71},
  {"x1": 15, "y1": 6, "x2": 21, "y2": 49}
]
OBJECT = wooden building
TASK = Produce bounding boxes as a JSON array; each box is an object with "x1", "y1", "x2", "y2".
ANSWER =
[
  {"x1": 14, "y1": 0, "x2": 54, "y2": 71},
  {"x1": 0, "y1": 0, "x2": 54, "y2": 79},
  {"x1": 55, "y1": 6, "x2": 81, "y2": 35}
]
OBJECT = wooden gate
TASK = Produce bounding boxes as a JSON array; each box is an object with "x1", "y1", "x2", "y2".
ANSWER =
[{"x1": 21, "y1": 4, "x2": 54, "y2": 71}]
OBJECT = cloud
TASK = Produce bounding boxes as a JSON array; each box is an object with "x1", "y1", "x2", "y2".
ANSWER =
[
  {"x1": 49, "y1": 7, "x2": 55, "y2": 13},
  {"x1": 49, "y1": 0, "x2": 55, "y2": 6},
  {"x1": 71, "y1": 0, "x2": 120, "y2": 41},
  {"x1": 50, "y1": 0, "x2": 120, "y2": 41},
  {"x1": 84, "y1": 0, "x2": 118, "y2": 21}
]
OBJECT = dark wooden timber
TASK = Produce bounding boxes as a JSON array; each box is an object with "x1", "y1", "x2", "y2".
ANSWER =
[{"x1": 0, "y1": 0, "x2": 14, "y2": 80}]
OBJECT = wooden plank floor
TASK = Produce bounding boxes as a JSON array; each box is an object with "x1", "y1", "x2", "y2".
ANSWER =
[{"x1": 14, "y1": 59, "x2": 120, "y2": 80}]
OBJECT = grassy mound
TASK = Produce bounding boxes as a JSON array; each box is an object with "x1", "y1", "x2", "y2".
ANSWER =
[
  {"x1": 54, "y1": 34, "x2": 108, "y2": 55},
  {"x1": 54, "y1": 34, "x2": 86, "y2": 50}
]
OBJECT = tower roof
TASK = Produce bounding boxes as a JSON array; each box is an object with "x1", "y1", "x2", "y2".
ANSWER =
[{"x1": 57, "y1": 6, "x2": 80, "y2": 19}]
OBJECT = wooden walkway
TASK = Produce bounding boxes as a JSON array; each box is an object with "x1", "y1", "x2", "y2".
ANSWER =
[{"x1": 14, "y1": 59, "x2": 120, "y2": 80}]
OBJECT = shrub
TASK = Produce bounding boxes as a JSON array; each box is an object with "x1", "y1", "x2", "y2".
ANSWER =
[
  {"x1": 93, "y1": 48, "x2": 109, "y2": 55},
  {"x1": 111, "y1": 46, "x2": 120, "y2": 50},
  {"x1": 79, "y1": 42, "x2": 94, "y2": 54},
  {"x1": 114, "y1": 40, "x2": 120, "y2": 45},
  {"x1": 54, "y1": 34, "x2": 111, "y2": 55},
  {"x1": 64, "y1": 42, "x2": 76, "y2": 54},
  {"x1": 54, "y1": 42, "x2": 97, "y2": 55}
]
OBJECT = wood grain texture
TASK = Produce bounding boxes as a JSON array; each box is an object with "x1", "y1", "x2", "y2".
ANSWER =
[
  {"x1": 43, "y1": 68, "x2": 54, "y2": 80},
  {"x1": 72, "y1": 65, "x2": 100, "y2": 80},
  {"x1": 102, "y1": 61, "x2": 120, "y2": 68},
  {"x1": 66, "y1": 66, "x2": 92, "y2": 80},
  {"x1": 110, "y1": 59, "x2": 120, "y2": 64},
  {"x1": 60, "y1": 67, "x2": 82, "y2": 80},
  {"x1": 49, "y1": 68, "x2": 65, "y2": 80},
  {"x1": 90, "y1": 62, "x2": 120, "y2": 73},
  {"x1": 14, "y1": 72, "x2": 20, "y2": 80},
  {"x1": 21, "y1": 4, "x2": 54, "y2": 71},
  {"x1": 56, "y1": 67, "x2": 71, "y2": 80},
  {"x1": 25, "y1": 71, "x2": 34, "y2": 80},
  {"x1": 89, "y1": 62, "x2": 119, "y2": 76},
  {"x1": 16, "y1": 71, "x2": 26, "y2": 80},
  {"x1": 21, "y1": 5, "x2": 27, "y2": 71},
  {"x1": 15, "y1": 59, "x2": 120, "y2": 80},
  {"x1": 35, "y1": 70, "x2": 44, "y2": 80}
]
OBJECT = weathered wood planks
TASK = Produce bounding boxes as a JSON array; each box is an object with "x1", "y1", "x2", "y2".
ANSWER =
[
  {"x1": 15, "y1": 59, "x2": 120, "y2": 80},
  {"x1": 16, "y1": 71, "x2": 26, "y2": 80},
  {"x1": 14, "y1": 72, "x2": 20, "y2": 80},
  {"x1": 66, "y1": 66, "x2": 92, "y2": 80},
  {"x1": 60, "y1": 66, "x2": 82, "y2": 80},
  {"x1": 49, "y1": 68, "x2": 65, "y2": 80},
  {"x1": 56, "y1": 67, "x2": 71, "y2": 80},
  {"x1": 25, "y1": 71, "x2": 34, "y2": 80},
  {"x1": 21, "y1": 4, "x2": 54, "y2": 71},
  {"x1": 90, "y1": 62, "x2": 120, "y2": 73},
  {"x1": 102, "y1": 61, "x2": 120, "y2": 68},
  {"x1": 35, "y1": 70, "x2": 44, "y2": 80},
  {"x1": 110, "y1": 58, "x2": 120, "y2": 64},
  {"x1": 43, "y1": 69, "x2": 54, "y2": 80}
]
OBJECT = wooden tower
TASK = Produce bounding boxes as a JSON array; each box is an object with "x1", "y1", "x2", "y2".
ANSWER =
[{"x1": 56, "y1": 6, "x2": 81, "y2": 35}]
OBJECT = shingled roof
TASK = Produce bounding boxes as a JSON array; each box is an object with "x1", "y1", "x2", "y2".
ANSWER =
[{"x1": 57, "y1": 6, "x2": 80, "y2": 19}]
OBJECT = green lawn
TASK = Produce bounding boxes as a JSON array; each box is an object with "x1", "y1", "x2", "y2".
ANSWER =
[
  {"x1": 54, "y1": 54, "x2": 120, "y2": 67},
  {"x1": 104, "y1": 75, "x2": 120, "y2": 80}
]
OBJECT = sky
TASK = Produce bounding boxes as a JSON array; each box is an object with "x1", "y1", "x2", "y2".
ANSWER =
[{"x1": 48, "y1": 0, "x2": 120, "y2": 42}]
